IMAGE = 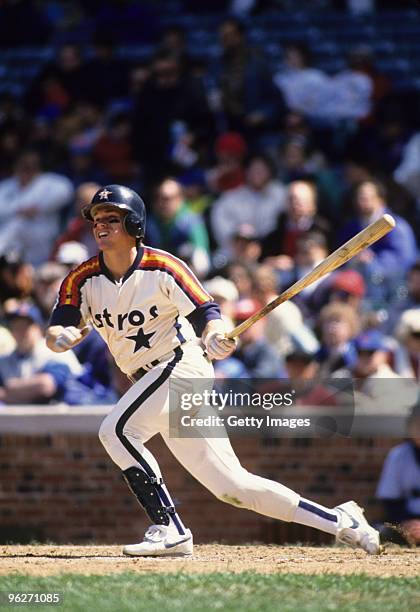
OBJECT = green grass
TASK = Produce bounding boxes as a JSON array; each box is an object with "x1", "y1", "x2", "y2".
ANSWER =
[{"x1": 0, "y1": 573, "x2": 418, "y2": 612}]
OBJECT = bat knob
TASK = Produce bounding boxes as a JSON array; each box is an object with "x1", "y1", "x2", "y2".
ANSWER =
[{"x1": 382, "y1": 213, "x2": 396, "y2": 228}]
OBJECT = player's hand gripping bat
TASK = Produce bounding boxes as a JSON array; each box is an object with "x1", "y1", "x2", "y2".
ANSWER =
[{"x1": 226, "y1": 214, "x2": 396, "y2": 340}]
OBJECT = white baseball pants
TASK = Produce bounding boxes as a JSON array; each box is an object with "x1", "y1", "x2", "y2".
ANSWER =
[{"x1": 98, "y1": 343, "x2": 300, "y2": 525}]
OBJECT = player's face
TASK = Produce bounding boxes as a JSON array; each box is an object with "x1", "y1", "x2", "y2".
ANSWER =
[{"x1": 92, "y1": 206, "x2": 130, "y2": 250}]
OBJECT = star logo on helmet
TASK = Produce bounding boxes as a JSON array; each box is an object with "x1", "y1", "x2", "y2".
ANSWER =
[{"x1": 98, "y1": 188, "x2": 112, "y2": 200}]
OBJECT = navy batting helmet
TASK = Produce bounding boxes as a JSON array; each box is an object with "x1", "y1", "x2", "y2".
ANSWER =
[{"x1": 82, "y1": 184, "x2": 146, "y2": 239}]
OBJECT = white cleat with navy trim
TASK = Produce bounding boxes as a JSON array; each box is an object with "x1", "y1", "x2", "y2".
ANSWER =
[
  {"x1": 123, "y1": 524, "x2": 193, "y2": 557},
  {"x1": 334, "y1": 501, "x2": 381, "y2": 555}
]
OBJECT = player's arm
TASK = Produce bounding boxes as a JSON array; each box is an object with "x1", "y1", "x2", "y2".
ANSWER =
[
  {"x1": 160, "y1": 252, "x2": 237, "y2": 360},
  {"x1": 187, "y1": 303, "x2": 237, "y2": 360},
  {"x1": 46, "y1": 323, "x2": 90, "y2": 353},
  {"x1": 46, "y1": 265, "x2": 93, "y2": 353}
]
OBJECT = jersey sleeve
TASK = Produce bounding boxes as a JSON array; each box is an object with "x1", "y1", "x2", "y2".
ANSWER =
[
  {"x1": 49, "y1": 256, "x2": 100, "y2": 327},
  {"x1": 141, "y1": 248, "x2": 214, "y2": 316},
  {"x1": 166, "y1": 268, "x2": 213, "y2": 316}
]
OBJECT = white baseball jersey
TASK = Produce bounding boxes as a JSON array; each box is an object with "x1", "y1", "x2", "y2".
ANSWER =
[{"x1": 51, "y1": 246, "x2": 217, "y2": 376}]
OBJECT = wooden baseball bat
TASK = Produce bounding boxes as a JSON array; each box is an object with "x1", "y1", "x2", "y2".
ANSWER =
[{"x1": 226, "y1": 214, "x2": 396, "y2": 339}]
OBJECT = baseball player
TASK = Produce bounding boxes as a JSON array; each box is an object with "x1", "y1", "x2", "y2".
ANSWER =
[{"x1": 46, "y1": 185, "x2": 380, "y2": 556}]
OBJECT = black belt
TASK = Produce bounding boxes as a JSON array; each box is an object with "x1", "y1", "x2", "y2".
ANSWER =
[{"x1": 130, "y1": 359, "x2": 160, "y2": 382}]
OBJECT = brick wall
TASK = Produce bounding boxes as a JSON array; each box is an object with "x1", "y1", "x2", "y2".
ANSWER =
[{"x1": 0, "y1": 413, "x2": 399, "y2": 544}]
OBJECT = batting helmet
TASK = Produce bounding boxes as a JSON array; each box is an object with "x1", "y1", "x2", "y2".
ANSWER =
[{"x1": 82, "y1": 184, "x2": 146, "y2": 239}]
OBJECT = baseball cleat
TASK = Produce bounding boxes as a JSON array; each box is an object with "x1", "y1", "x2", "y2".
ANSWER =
[
  {"x1": 334, "y1": 500, "x2": 381, "y2": 554},
  {"x1": 123, "y1": 524, "x2": 193, "y2": 557}
]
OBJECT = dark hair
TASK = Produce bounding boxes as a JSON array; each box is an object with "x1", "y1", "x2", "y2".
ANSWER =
[
  {"x1": 245, "y1": 153, "x2": 276, "y2": 177},
  {"x1": 409, "y1": 260, "x2": 420, "y2": 275},
  {"x1": 297, "y1": 231, "x2": 327, "y2": 250},
  {"x1": 407, "y1": 401, "x2": 420, "y2": 429},
  {"x1": 162, "y1": 24, "x2": 187, "y2": 41},
  {"x1": 356, "y1": 179, "x2": 387, "y2": 201},
  {"x1": 285, "y1": 42, "x2": 313, "y2": 67},
  {"x1": 219, "y1": 16, "x2": 246, "y2": 35},
  {"x1": 152, "y1": 49, "x2": 180, "y2": 65}
]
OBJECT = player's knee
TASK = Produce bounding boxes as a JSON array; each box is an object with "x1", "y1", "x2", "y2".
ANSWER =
[
  {"x1": 214, "y1": 474, "x2": 250, "y2": 508},
  {"x1": 98, "y1": 415, "x2": 116, "y2": 450}
]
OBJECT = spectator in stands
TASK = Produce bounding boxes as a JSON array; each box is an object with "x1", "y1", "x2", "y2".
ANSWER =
[
  {"x1": 83, "y1": 33, "x2": 129, "y2": 106},
  {"x1": 0, "y1": 150, "x2": 73, "y2": 265},
  {"x1": 0, "y1": 323, "x2": 14, "y2": 357},
  {"x1": 147, "y1": 177, "x2": 210, "y2": 277},
  {"x1": 386, "y1": 261, "x2": 420, "y2": 333},
  {"x1": 272, "y1": 232, "x2": 330, "y2": 317},
  {"x1": 65, "y1": 101, "x2": 104, "y2": 159},
  {"x1": 52, "y1": 182, "x2": 101, "y2": 258},
  {"x1": 26, "y1": 117, "x2": 68, "y2": 172},
  {"x1": 230, "y1": 224, "x2": 262, "y2": 265},
  {"x1": 0, "y1": 302, "x2": 82, "y2": 405},
  {"x1": 129, "y1": 61, "x2": 152, "y2": 100},
  {"x1": 394, "y1": 130, "x2": 420, "y2": 214},
  {"x1": 328, "y1": 270, "x2": 367, "y2": 311},
  {"x1": 233, "y1": 298, "x2": 286, "y2": 378},
  {"x1": 262, "y1": 180, "x2": 331, "y2": 261},
  {"x1": 284, "y1": 348, "x2": 346, "y2": 408},
  {"x1": 322, "y1": 48, "x2": 373, "y2": 123},
  {"x1": 350, "y1": 330, "x2": 400, "y2": 381},
  {"x1": 93, "y1": 113, "x2": 137, "y2": 184},
  {"x1": 306, "y1": 269, "x2": 368, "y2": 326},
  {"x1": 54, "y1": 241, "x2": 89, "y2": 272},
  {"x1": 0, "y1": 250, "x2": 34, "y2": 308},
  {"x1": 33, "y1": 262, "x2": 67, "y2": 323},
  {"x1": 274, "y1": 42, "x2": 373, "y2": 124},
  {"x1": 273, "y1": 42, "x2": 330, "y2": 119},
  {"x1": 285, "y1": 348, "x2": 319, "y2": 383},
  {"x1": 252, "y1": 264, "x2": 319, "y2": 357},
  {"x1": 277, "y1": 137, "x2": 343, "y2": 219},
  {"x1": 226, "y1": 262, "x2": 255, "y2": 299},
  {"x1": 345, "y1": 45, "x2": 391, "y2": 121},
  {"x1": 338, "y1": 180, "x2": 418, "y2": 298},
  {"x1": 179, "y1": 168, "x2": 212, "y2": 216},
  {"x1": 158, "y1": 25, "x2": 194, "y2": 77},
  {"x1": 204, "y1": 276, "x2": 239, "y2": 330},
  {"x1": 214, "y1": 17, "x2": 283, "y2": 144},
  {"x1": 202, "y1": 275, "x2": 248, "y2": 380},
  {"x1": 25, "y1": 43, "x2": 89, "y2": 117},
  {"x1": 376, "y1": 404, "x2": 420, "y2": 546},
  {"x1": 206, "y1": 132, "x2": 247, "y2": 194},
  {"x1": 0, "y1": 123, "x2": 22, "y2": 180},
  {"x1": 393, "y1": 309, "x2": 420, "y2": 381},
  {"x1": 61, "y1": 145, "x2": 108, "y2": 189},
  {"x1": 334, "y1": 329, "x2": 417, "y2": 414},
  {"x1": 132, "y1": 49, "x2": 212, "y2": 185},
  {"x1": 211, "y1": 154, "x2": 286, "y2": 259},
  {"x1": 317, "y1": 303, "x2": 360, "y2": 376}
]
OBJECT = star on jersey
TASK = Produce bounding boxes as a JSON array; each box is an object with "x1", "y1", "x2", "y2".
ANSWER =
[
  {"x1": 98, "y1": 188, "x2": 112, "y2": 200},
  {"x1": 126, "y1": 327, "x2": 156, "y2": 352}
]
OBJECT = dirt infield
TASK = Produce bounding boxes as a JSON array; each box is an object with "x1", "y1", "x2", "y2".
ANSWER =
[{"x1": 0, "y1": 544, "x2": 418, "y2": 577}]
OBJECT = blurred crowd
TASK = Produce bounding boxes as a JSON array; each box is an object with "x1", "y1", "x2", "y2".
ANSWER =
[{"x1": 0, "y1": 2, "x2": 419, "y2": 410}]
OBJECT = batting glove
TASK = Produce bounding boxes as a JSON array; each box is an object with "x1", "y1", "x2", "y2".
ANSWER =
[
  {"x1": 202, "y1": 319, "x2": 237, "y2": 360},
  {"x1": 52, "y1": 326, "x2": 85, "y2": 352},
  {"x1": 205, "y1": 332, "x2": 237, "y2": 360}
]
